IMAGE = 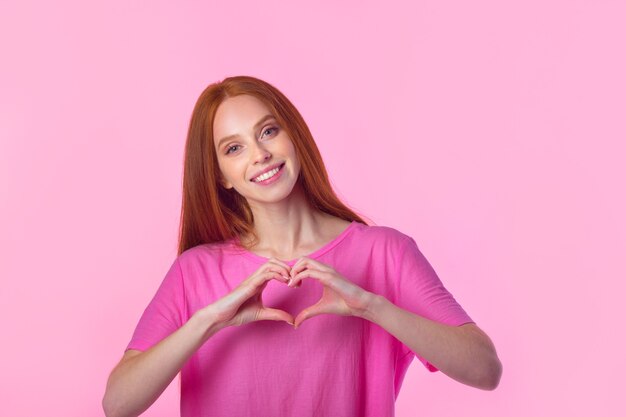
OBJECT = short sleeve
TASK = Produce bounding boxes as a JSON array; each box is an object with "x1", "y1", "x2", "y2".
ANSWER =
[
  {"x1": 125, "y1": 258, "x2": 186, "y2": 352},
  {"x1": 394, "y1": 236, "x2": 475, "y2": 372}
]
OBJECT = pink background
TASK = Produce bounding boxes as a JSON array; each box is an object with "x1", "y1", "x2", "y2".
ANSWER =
[{"x1": 1, "y1": 1, "x2": 625, "y2": 416}]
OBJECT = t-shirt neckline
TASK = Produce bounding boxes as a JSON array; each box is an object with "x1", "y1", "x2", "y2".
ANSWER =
[{"x1": 232, "y1": 220, "x2": 358, "y2": 265}]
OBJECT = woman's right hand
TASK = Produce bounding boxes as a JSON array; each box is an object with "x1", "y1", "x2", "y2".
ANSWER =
[
  {"x1": 103, "y1": 259, "x2": 296, "y2": 417},
  {"x1": 205, "y1": 258, "x2": 296, "y2": 329}
]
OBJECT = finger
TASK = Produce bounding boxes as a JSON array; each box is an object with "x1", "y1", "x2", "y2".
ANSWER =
[
  {"x1": 254, "y1": 259, "x2": 288, "y2": 278},
  {"x1": 293, "y1": 256, "x2": 331, "y2": 272},
  {"x1": 247, "y1": 271, "x2": 290, "y2": 292},
  {"x1": 263, "y1": 265, "x2": 291, "y2": 281},
  {"x1": 289, "y1": 258, "x2": 307, "y2": 278},
  {"x1": 257, "y1": 307, "x2": 295, "y2": 325},
  {"x1": 297, "y1": 256, "x2": 331, "y2": 272},
  {"x1": 287, "y1": 279, "x2": 302, "y2": 289},
  {"x1": 293, "y1": 301, "x2": 331, "y2": 329},
  {"x1": 263, "y1": 270, "x2": 291, "y2": 285},
  {"x1": 267, "y1": 257, "x2": 292, "y2": 272},
  {"x1": 234, "y1": 272, "x2": 286, "y2": 307},
  {"x1": 289, "y1": 267, "x2": 327, "y2": 288},
  {"x1": 286, "y1": 279, "x2": 302, "y2": 288},
  {"x1": 268, "y1": 256, "x2": 290, "y2": 266},
  {"x1": 258, "y1": 262, "x2": 286, "y2": 275},
  {"x1": 265, "y1": 258, "x2": 293, "y2": 279}
]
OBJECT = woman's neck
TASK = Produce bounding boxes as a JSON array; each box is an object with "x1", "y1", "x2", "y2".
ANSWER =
[{"x1": 239, "y1": 180, "x2": 352, "y2": 259}]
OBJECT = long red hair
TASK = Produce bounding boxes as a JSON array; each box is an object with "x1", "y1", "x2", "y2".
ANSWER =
[{"x1": 177, "y1": 75, "x2": 370, "y2": 255}]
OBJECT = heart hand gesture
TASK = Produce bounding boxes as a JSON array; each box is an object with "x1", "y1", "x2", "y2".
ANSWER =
[
  {"x1": 287, "y1": 256, "x2": 377, "y2": 329},
  {"x1": 206, "y1": 258, "x2": 295, "y2": 329}
]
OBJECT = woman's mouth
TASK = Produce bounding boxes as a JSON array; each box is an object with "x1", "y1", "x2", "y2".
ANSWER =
[{"x1": 251, "y1": 162, "x2": 285, "y2": 184}]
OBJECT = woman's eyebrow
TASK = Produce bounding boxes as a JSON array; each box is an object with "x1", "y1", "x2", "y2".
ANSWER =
[{"x1": 217, "y1": 114, "x2": 276, "y2": 148}]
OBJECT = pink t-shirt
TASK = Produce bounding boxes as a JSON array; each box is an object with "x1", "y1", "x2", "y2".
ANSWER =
[{"x1": 126, "y1": 220, "x2": 474, "y2": 416}]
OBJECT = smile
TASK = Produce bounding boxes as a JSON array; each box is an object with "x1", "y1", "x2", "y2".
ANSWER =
[{"x1": 252, "y1": 163, "x2": 285, "y2": 183}]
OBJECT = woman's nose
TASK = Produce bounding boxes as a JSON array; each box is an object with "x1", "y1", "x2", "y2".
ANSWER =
[{"x1": 251, "y1": 142, "x2": 271, "y2": 164}]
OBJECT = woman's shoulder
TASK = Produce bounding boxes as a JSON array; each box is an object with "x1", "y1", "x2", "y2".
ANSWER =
[
  {"x1": 340, "y1": 221, "x2": 413, "y2": 262},
  {"x1": 351, "y1": 220, "x2": 413, "y2": 244},
  {"x1": 176, "y1": 239, "x2": 240, "y2": 264},
  {"x1": 344, "y1": 221, "x2": 418, "y2": 264}
]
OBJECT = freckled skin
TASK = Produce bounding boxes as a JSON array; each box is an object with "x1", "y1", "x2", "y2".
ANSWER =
[{"x1": 212, "y1": 94, "x2": 302, "y2": 208}]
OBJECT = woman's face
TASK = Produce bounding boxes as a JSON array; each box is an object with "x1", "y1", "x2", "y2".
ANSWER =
[{"x1": 212, "y1": 94, "x2": 301, "y2": 205}]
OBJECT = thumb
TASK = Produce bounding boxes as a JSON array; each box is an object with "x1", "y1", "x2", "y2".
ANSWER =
[
  {"x1": 293, "y1": 304, "x2": 327, "y2": 329},
  {"x1": 257, "y1": 307, "x2": 294, "y2": 325}
]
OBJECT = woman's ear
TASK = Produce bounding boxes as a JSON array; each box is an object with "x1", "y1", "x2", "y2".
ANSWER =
[
  {"x1": 219, "y1": 176, "x2": 233, "y2": 189},
  {"x1": 215, "y1": 164, "x2": 233, "y2": 189}
]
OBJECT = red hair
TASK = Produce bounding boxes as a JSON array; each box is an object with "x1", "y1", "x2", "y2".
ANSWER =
[{"x1": 177, "y1": 75, "x2": 370, "y2": 255}]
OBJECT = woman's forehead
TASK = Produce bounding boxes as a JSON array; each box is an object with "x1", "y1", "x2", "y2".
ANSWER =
[
  {"x1": 213, "y1": 95, "x2": 276, "y2": 145},
  {"x1": 215, "y1": 95, "x2": 270, "y2": 122}
]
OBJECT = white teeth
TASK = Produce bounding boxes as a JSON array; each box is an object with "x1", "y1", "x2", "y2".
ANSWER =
[{"x1": 253, "y1": 165, "x2": 281, "y2": 182}]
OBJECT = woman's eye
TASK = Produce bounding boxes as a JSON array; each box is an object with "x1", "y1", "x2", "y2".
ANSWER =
[
  {"x1": 225, "y1": 127, "x2": 277, "y2": 155},
  {"x1": 225, "y1": 144, "x2": 240, "y2": 155},
  {"x1": 262, "y1": 126, "x2": 278, "y2": 138}
]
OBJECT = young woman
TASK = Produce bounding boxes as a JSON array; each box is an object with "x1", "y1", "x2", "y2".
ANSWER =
[{"x1": 103, "y1": 75, "x2": 502, "y2": 417}]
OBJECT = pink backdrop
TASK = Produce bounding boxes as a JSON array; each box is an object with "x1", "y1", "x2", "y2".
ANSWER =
[{"x1": 1, "y1": 1, "x2": 624, "y2": 416}]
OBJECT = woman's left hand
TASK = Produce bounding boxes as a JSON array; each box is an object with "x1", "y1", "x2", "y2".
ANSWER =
[{"x1": 287, "y1": 256, "x2": 377, "y2": 329}]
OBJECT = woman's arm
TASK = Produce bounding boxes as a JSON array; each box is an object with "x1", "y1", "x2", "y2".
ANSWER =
[
  {"x1": 103, "y1": 259, "x2": 295, "y2": 417},
  {"x1": 102, "y1": 309, "x2": 223, "y2": 417},
  {"x1": 286, "y1": 256, "x2": 502, "y2": 390},
  {"x1": 361, "y1": 295, "x2": 502, "y2": 390}
]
